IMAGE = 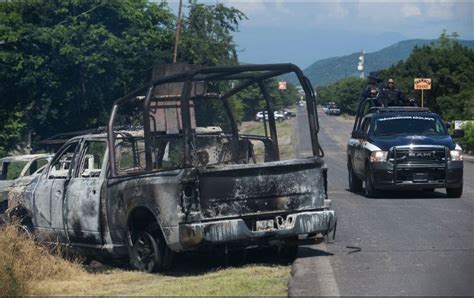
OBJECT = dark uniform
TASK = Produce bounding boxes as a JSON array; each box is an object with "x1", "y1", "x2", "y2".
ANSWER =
[
  {"x1": 362, "y1": 72, "x2": 383, "y2": 106},
  {"x1": 379, "y1": 85, "x2": 407, "y2": 106}
]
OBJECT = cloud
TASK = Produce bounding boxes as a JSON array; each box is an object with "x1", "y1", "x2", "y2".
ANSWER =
[
  {"x1": 400, "y1": 4, "x2": 422, "y2": 18},
  {"x1": 426, "y1": 1, "x2": 455, "y2": 19}
]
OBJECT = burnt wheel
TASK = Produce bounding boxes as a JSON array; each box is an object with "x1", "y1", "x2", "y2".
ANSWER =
[
  {"x1": 348, "y1": 159, "x2": 363, "y2": 192},
  {"x1": 129, "y1": 224, "x2": 173, "y2": 273},
  {"x1": 446, "y1": 183, "x2": 463, "y2": 198},
  {"x1": 364, "y1": 164, "x2": 377, "y2": 198}
]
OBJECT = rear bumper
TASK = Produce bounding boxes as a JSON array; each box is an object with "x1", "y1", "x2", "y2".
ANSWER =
[
  {"x1": 178, "y1": 210, "x2": 336, "y2": 249},
  {"x1": 370, "y1": 160, "x2": 463, "y2": 189}
]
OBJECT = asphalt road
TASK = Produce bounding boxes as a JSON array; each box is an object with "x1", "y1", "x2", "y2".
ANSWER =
[{"x1": 289, "y1": 105, "x2": 474, "y2": 296}]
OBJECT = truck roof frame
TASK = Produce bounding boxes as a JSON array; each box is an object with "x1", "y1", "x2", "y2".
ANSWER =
[{"x1": 107, "y1": 63, "x2": 321, "y2": 177}]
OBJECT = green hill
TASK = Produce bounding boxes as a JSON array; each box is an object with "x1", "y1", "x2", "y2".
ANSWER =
[{"x1": 291, "y1": 39, "x2": 474, "y2": 87}]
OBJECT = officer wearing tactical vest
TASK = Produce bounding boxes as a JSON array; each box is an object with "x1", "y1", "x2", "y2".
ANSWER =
[
  {"x1": 379, "y1": 78, "x2": 407, "y2": 106},
  {"x1": 362, "y1": 71, "x2": 382, "y2": 99}
]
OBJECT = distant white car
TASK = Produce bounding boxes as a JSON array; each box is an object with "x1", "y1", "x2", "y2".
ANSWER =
[
  {"x1": 255, "y1": 111, "x2": 286, "y2": 122},
  {"x1": 322, "y1": 102, "x2": 341, "y2": 116}
]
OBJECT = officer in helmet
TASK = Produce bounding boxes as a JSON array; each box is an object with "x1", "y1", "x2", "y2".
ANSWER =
[{"x1": 379, "y1": 78, "x2": 407, "y2": 106}]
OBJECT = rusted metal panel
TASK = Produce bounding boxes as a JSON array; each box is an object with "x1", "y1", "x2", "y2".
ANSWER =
[
  {"x1": 149, "y1": 99, "x2": 196, "y2": 133},
  {"x1": 197, "y1": 158, "x2": 327, "y2": 219}
]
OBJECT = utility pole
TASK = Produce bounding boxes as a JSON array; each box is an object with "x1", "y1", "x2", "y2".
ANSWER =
[{"x1": 172, "y1": 0, "x2": 183, "y2": 63}]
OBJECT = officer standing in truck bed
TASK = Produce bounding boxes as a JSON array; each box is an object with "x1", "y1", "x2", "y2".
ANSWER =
[
  {"x1": 378, "y1": 78, "x2": 408, "y2": 106},
  {"x1": 362, "y1": 71, "x2": 383, "y2": 100}
]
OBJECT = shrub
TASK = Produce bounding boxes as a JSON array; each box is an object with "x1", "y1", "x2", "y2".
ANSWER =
[
  {"x1": 0, "y1": 224, "x2": 83, "y2": 295},
  {"x1": 459, "y1": 122, "x2": 474, "y2": 151}
]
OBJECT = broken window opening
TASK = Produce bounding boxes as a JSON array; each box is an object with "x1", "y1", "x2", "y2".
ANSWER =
[
  {"x1": 0, "y1": 161, "x2": 28, "y2": 180},
  {"x1": 79, "y1": 141, "x2": 106, "y2": 178},
  {"x1": 49, "y1": 142, "x2": 79, "y2": 179}
]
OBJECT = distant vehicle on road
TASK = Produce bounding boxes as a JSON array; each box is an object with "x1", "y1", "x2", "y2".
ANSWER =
[
  {"x1": 323, "y1": 102, "x2": 341, "y2": 116},
  {"x1": 347, "y1": 106, "x2": 464, "y2": 198},
  {"x1": 280, "y1": 109, "x2": 296, "y2": 118},
  {"x1": 255, "y1": 110, "x2": 286, "y2": 121}
]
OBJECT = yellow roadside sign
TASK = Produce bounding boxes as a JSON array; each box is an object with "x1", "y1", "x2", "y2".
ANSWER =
[{"x1": 414, "y1": 78, "x2": 431, "y2": 90}]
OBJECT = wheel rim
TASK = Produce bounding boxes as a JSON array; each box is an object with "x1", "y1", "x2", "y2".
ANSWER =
[{"x1": 135, "y1": 233, "x2": 156, "y2": 271}]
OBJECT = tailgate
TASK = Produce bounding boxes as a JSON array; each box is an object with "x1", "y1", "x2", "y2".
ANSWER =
[{"x1": 198, "y1": 158, "x2": 327, "y2": 219}]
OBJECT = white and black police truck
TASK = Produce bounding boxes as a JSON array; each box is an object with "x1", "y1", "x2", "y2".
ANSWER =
[{"x1": 347, "y1": 102, "x2": 464, "y2": 198}]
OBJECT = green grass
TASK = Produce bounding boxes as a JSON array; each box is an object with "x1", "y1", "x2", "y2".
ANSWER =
[{"x1": 32, "y1": 265, "x2": 290, "y2": 296}]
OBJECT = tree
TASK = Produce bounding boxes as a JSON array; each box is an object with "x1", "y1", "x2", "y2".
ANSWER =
[
  {"x1": 0, "y1": 0, "x2": 251, "y2": 157},
  {"x1": 0, "y1": 0, "x2": 176, "y2": 156},
  {"x1": 179, "y1": 1, "x2": 246, "y2": 66},
  {"x1": 380, "y1": 34, "x2": 474, "y2": 118},
  {"x1": 316, "y1": 77, "x2": 366, "y2": 115}
]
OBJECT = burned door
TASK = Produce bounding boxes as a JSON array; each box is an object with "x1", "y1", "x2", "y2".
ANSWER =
[
  {"x1": 34, "y1": 142, "x2": 79, "y2": 240},
  {"x1": 65, "y1": 140, "x2": 106, "y2": 244}
]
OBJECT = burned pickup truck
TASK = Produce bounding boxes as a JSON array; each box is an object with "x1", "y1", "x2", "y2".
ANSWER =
[{"x1": 8, "y1": 64, "x2": 336, "y2": 272}]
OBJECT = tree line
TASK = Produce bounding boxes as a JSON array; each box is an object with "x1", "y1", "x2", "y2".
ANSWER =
[{"x1": 0, "y1": 0, "x2": 299, "y2": 157}]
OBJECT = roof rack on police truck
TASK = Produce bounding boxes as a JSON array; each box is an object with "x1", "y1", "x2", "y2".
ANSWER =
[
  {"x1": 352, "y1": 96, "x2": 423, "y2": 133},
  {"x1": 367, "y1": 106, "x2": 430, "y2": 114}
]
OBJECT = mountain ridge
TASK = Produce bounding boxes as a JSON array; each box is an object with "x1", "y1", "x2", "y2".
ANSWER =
[{"x1": 288, "y1": 39, "x2": 474, "y2": 87}]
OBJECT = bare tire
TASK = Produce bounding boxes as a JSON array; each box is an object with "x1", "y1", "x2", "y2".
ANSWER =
[
  {"x1": 129, "y1": 224, "x2": 173, "y2": 273},
  {"x1": 364, "y1": 164, "x2": 377, "y2": 198},
  {"x1": 348, "y1": 159, "x2": 363, "y2": 192},
  {"x1": 446, "y1": 183, "x2": 463, "y2": 198}
]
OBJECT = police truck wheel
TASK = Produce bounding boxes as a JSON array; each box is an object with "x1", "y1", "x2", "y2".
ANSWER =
[
  {"x1": 446, "y1": 183, "x2": 463, "y2": 198},
  {"x1": 348, "y1": 160, "x2": 363, "y2": 192},
  {"x1": 364, "y1": 165, "x2": 377, "y2": 198}
]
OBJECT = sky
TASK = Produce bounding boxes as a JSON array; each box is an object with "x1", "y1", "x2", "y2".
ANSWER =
[{"x1": 167, "y1": 1, "x2": 474, "y2": 68}]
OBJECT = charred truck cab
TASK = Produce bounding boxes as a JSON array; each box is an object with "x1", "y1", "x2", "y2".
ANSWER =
[
  {"x1": 347, "y1": 99, "x2": 464, "y2": 198},
  {"x1": 10, "y1": 64, "x2": 335, "y2": 272}
]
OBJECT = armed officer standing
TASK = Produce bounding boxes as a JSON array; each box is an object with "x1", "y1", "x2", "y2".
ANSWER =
[
  {"x1": 379, "y1": 78, "x2": 407, "y2": 106},
  {"x1": 362, "y1": 71, "x2": 382, "y2": 99}
]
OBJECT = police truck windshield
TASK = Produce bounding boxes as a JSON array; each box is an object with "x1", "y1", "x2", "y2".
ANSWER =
[{"x1": 373, "y1": 115, "x2": 448, "y2": 136}]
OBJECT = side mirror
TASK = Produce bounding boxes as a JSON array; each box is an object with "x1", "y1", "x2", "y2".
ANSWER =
[
  {"x1": 351, "y1": 130, "x2": 365, "y2": 139},
  {"x1": 451, "y1": 129, "x2": 464, "y2": 139},
  {"x1": 445, "y1": 122, "x2": 451, "y2": 129}
]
